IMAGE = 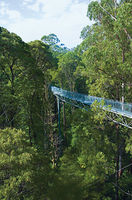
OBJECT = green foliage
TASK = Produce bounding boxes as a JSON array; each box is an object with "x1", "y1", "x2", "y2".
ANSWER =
[
  {"x1": 125, "y1": 134, "x2": 132, "y2": 156},
  {"x1": 41, "y1": 33, "x2": 69, "y2": 56},
  {"x1": 41, "y1": 33, "x2": 60, "y2": 46},
  {"x1": 57, "y1": 109, "x2": 116, "y2": 199},
  {"x1": 27, "y1": 40, "x2": 57, "y2": 148},
  {"x1": 80, "y1": 25, "x2": 92, "y2": 40},
  {"x1": 79, "y1": 0, "x2": 132, "y2": 102},
  {"x1": 0, "y1": 0, "x2": 131, "y2": 198},
  {"x1": 0, "y1": 128, "x2": 51, "y2": 200},
  {"x1": 0, "y1": 27, "x2": 32, "y2": 129},
  {"x1": 50, "y1": 1, "x2": 132, "y2": 199},
  {"x1": 56, "y1": 51, "x2": 83, "y2": 91}
]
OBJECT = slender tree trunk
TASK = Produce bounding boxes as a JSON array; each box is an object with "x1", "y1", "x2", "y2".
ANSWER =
[
  {"x1": 28, "y1": 125, "x2": 32, "y2": 146},
  {"x1": 121, "y1": 48, "x2": 125, "y2": 108},
  {"x1": 63, "y1": 102, "x2": 67, "y2": 147},
  {"x1": 115, "y1": 84, "x2": 120, "y2": 200},
  {"x1": 115, "y1": 124, "x2": 119, "y2": 200},
  {"x1": 63, "y1": 102, "x2": 66, "y2": 129},
  {"x1": 30, "y1": 92, "x2": 37, "y2": 142},
  {"x1": 10, "y1": 64, "x2": 15, "y2": 127}
]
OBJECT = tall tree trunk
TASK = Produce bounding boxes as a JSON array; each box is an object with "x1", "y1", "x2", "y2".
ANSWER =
[
  {"x1": 115, "y1": 124, "x2": 119, "y2": 200},
  {"x1": 10, "y1": 64, "x2": 15, "y2": 127},
  {"x1": 63, "y1": 102, "x2": 66, "y2": 129},
  {"x1": 63, "y1": 102, "x2": 67, "y2": 147},
  {"x1": 28, "y1": 125, "x2": 32, "y2": 146}
]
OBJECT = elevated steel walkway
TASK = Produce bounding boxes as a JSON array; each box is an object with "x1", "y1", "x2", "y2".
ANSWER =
[{"x1": 51, "y1": 86, "x2": 132, "y2": 129}]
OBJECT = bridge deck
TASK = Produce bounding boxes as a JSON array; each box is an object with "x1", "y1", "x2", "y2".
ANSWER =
[{"x1": 51, "y1": 86, "x2": 132, "y2": 119}]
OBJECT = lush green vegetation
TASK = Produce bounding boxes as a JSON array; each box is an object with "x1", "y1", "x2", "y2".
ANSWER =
[{"x1": 0, "y1": 0, "x2": 132, "y2": 199}]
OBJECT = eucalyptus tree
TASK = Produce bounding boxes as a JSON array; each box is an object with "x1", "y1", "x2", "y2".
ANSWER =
[
  {"x1": 26, "y1": 41, "x2": 53, "y2": 144},
  {"x1": 77, "y1": 1, "x2": 132, "y2": 199},
  {"x1": 0, "y1": 128, "x2": 51, "y2": 199},
  {"x1": 55, "y1": 1, "x2": 132, "y2": 199},
  {"x1": 28, "y1": 40, "x2": 61, "y2": 165},
  {"x1": 57, "y1": 51, "x2": 82, "y2": 92},
  {"x1": 0, "y1": 27, "x2": 32, "y2": 129},
  {"x1": 83, "y1": 0, "x2": 132, "y2": 100},
  {"x1": 41, "y1": 33, "x2": 69, "y2": 57}
]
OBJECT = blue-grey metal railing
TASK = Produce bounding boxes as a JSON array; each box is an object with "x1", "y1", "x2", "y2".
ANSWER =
[{"x1": 51, "y1": 86, "x2": 132, "y2": 119}]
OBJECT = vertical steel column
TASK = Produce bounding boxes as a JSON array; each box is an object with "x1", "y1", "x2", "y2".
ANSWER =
[{"x1": 57, "y1": 96, "x2": 61, "y2": 137}]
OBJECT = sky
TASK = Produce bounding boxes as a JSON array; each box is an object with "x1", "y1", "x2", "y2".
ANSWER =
[{"x1": 0, "y1": 0, "x2": 93, "y2": 48}]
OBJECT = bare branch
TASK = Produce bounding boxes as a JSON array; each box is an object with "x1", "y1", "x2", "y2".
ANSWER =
[{"x1": 98, "y1": 2, "x2": 132, "y2": 40}]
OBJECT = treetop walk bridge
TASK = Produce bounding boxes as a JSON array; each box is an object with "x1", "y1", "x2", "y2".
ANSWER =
[{"x1": 51, "y1": 86, "x2": 132, "y2": 129}]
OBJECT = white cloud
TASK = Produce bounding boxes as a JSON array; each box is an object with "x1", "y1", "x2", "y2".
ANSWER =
[
  {"x1": 26, "y1": 0, "x2": 40, "y2": 12},
  {"x1": 4, "y1": 0, "x2": 92, "y2": 48},
  {"x1": 8, "y1": 10, "x2": 21, "y2": 20},
  {"x1": 0, "y1": 19, "x2": 8, "y2": 26},
  {"x1": 41, "y1": 0, "x2": 72, "y2": 17},
  {"x1": 26, "y1": 0, "x2": 72, "y2": 14},
  {"x1": 23, "y1": 0, "x2": 34, "y2": 5},
  {"x1": 0, "y1": 1, "x2": 21, "y2": 20},
  {"x1": 0, "y1": 1, "x2": 8, "y2": 15}
]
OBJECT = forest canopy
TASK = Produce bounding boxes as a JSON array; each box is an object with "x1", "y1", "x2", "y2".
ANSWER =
[{"x1": 0, "y1": 0, "x2": 132, "y2": 199}]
